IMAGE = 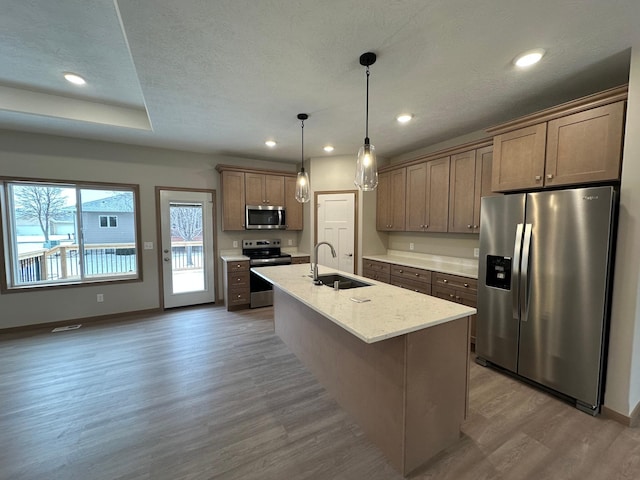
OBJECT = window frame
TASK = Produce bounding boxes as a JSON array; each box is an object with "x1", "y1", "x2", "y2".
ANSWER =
[
  {"x1": 99, "y1": 215, "x2": 118, "y2": 228},
  {"x1": 0, "y1": 176, "x2": 143, "y2": 292}
]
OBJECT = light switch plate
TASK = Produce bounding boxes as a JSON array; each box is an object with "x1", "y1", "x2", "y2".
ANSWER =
[
  {"x1": 233, "y1": 241, "x2": 238, "y2": 248},
  {"x1": 474, "y1": 248, "x2": 479, "y2": 258},
  {"x1": 144, "y1": 242, "x2": 153, "y2": 250},
  {"x1": 409, "y1": 243, "x2": 414, "y2": 251}
]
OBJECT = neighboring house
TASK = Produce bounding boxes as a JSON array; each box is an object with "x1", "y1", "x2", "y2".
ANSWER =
[
  {"x1": 79, "y1": 193, "x2": 135, "y2": 245},
  {"x1": 15, "y1": 211, "x2": 75, "y2": 237},
  {"x1": 14, "y1": 194, "x2": 134, "y2": 245}
]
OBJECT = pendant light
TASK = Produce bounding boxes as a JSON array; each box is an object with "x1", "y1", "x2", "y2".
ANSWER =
[
  {"x1": 295, "y1": 113, "x2": 311, "y2": 203},
  {"x1": 354, "y1": 51, "x2": 378, "y2": 191}
]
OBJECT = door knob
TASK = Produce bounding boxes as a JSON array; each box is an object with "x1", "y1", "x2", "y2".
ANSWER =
[{"x1": 346, "y1": 253, "x2": 353, "y2": 257}]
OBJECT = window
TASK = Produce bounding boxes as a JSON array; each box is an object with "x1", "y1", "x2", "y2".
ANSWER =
[
  {"x1": 1, "y1": 180, "x2": 140, "y2": 289},
  {"x1": 99, "y1": 215, "x2": 118, "y2": 228}
]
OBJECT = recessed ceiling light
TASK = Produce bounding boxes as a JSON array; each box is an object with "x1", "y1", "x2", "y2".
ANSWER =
[
  {"x1": 265, "y1": 140, "x2": 277, "y2": 147},
  {"x1": 396, "y1": 114, "x2": 413, "y2": 124},
  {"x1": 63, "y1": 72, "x2": 86, "y2": 85},
  {"x1": 514, "y1": 49, "x2": 545, "y2": 68},
  {"x1": 323, "y1": 145, "x2": 334, "y2": 153}
]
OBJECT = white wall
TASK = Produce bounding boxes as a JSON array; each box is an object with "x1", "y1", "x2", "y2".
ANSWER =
[
  {"x1": 0, "y1": 131, "x2": 296, "y2": 328},
  {"x1": 606, "y1": 44, "x2": 640, "y2": 417}
]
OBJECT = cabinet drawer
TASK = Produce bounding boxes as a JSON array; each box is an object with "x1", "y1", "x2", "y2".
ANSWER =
[
  {"x1": 433, "y1": 285, "x2": 476, "y2": 304},
  {"x1": 227, "y1": 271, "x2": 249, "y2": 287},
  {"x1": 363, "y1": 259, "x2": 390, "y2": 274},
  {"x1": 228, "y1": 287, "x2": 250, "y2": 305},
  {"x1": 227, "y1": 260, "x2": 250, "y2": 272},
  {"x1": 362, "y1": 268, "x2": 390, "y2": 284},
  {"x1": 390, "y1": 265, "x2": 431, "y2": 283},
  {"x1": 433, "y1": 273, "x2": 477, "y2": 292},
  {"x1": 390, "y1": 276, "x2": 431, "y2": 295}
]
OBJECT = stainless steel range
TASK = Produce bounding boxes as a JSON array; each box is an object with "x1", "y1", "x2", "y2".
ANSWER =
[{"x1": 242, "y1": 239, "x2": 292, "y2": 308}]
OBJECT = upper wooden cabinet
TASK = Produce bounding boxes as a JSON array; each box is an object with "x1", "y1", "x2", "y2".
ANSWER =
[
  {"x1": 245, "y1": 173, "x2": 285, "y2": 206},
  {"x1": 216, "y1": 165, "x2": 299, "y2": 231},
  {"x1": 405, "y1": 157, "x2": 450, "y2": 232},
  {"x1": 489, "y1": 86, "x2": 627, "y2": 192},
  {"x1": 545, "y1": 102, "x2": 625, "y2": 187},
  {"x1": 492, "y1": 124, "x2": 547, "y2": 192},
  {"x1": 284, "y1": 176, "x2": 303, "y2": 230},
  {"x1": 220, "y1": 170, "x2": 246, "y2": 231},
  {"x1": 449, "y1": 146, "x2": 496, "y2": 233},
  {"x1": 377, "y1": 168, "x2": 406, "y2": 231}
]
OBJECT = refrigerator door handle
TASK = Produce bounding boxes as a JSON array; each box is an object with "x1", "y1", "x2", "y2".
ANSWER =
[
  {"x1": 520, "y1": 224, "x2": 533, "y2": 322},
  {"x1": 512, "y1": 223, "x2": 524, "y2": 320}
]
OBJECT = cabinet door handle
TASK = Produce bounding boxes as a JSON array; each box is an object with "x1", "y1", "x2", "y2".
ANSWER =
[
  {"x1": 415, "y1": 273, "x2": 419, "y2": 277},
  {"x1": 467, "y1": 224, "x2": 472, "y2": 229},
  {"x1": 473, "y1": 225, "x2": 478, "y2": 229},
  {"x1": 464, "y1": 283, "x2": 469, "y2": 287},
  {"x1": 535, "y1": 175, "x2": 542, "y2": 181},
  {"x1": 399, "y1": 269, "x2": 403, "y2": 273},
  {"x1": 443, "y1": 279, "x2": 448, "y2": 283},
  {"x1": 449, "y1": 294, "x2": 455, "y2": 298},
  {"x1": 455, "y1": 296, "x2": 460, "y2": 301},
  {"x1": 547, "y1": 174, "x2": 554, "y2": 179}
]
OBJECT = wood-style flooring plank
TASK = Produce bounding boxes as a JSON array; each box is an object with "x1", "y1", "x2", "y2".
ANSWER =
[{"x1": 1, "y1": 305, "x2": 639, "y2": 480}]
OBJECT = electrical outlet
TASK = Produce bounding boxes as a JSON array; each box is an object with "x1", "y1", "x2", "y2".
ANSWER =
[
  {"x1": 473, "y1": 248, "x2": 479, "y2": 258},
  {"x1": 233, "y1": 241, "x2": 238, "y2": 248},
  {"x1": 97, "y1": 294, "x2": 104, "y2": 303},
  {"x1": 288, "y1": 239, "x2": 292, "y2": 246},
  {"x1": 409, "y1": 243, "x2": 414, "y2": 251}
]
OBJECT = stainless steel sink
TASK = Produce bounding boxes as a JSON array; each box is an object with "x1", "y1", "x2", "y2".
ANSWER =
[{"x1": 314, "y1": 273, "x2": 372, "y2": 290}]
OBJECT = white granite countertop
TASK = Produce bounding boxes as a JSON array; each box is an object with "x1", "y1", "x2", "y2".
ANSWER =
[
  {"x1": 252, "y1": 263, "x2": 476, "y2": 344},
  {"x1": 363, "y1": 251, "x2": 478, "y2": 279},
  {"x1": 220, "y1": 254, "x2": 249, "y2": 262}
]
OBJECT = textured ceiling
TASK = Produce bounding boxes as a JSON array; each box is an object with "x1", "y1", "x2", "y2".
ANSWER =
[{"x1": 0, "y1": 0, "x2": 639, "y2": 163}]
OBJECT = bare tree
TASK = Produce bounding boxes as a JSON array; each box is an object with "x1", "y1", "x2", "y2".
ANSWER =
[
  {"x1": 170, "y1": 206, "x2": 203, "y2": 266},
  {"x1": 13, "y1": 185, "x2": 68, "y2": 243}
]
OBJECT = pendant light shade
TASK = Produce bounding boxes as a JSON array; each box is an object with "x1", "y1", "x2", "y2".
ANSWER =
[
  {"x1": 354, "y1": 52, "x2": 378, "y2": 191},
  {"x1": 295, "y1": 113, "x2": 311, "y2": 203}
]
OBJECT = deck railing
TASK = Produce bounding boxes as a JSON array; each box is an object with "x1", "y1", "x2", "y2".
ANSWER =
[{"x1": 17, "y1": 241, "x2": 203, "y2": 283}]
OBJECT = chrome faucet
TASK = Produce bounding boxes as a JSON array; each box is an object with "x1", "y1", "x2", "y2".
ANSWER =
[{"x1": 313, "y1": 241, "x2": 337, "y2": 284}]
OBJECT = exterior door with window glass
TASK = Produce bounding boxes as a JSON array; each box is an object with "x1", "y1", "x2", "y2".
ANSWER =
[{"x1": 159, "y1": 190, "x2": 215, "y2": 308}]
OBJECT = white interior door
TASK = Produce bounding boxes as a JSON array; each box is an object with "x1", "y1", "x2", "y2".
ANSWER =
[
  {"x1": 316, "y1": 192, "x2": 356, "y2": 273},
  {"x1": 159, "y1": 190, "x2": 215, "y2": 308}
]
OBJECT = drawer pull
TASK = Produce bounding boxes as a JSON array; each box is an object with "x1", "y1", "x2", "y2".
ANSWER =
[
  {"x1": 464, "y1": 283, "x2": 469, "y2": 287},
  {"x1": 443, "y1": 279, "x2": 448, "y2": 283},
  {"x1": 415, "y1": 273, "x2": 419, "y2": 277},
  {"x1": 449, "y1": 294, "x2": 455, "y2": 298},
  {"x1": 399, "y1": 269, "x2": 403, "y2": 273}
]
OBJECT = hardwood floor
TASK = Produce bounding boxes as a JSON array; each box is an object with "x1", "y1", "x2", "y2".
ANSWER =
[{"x1": 1, "y1": 305, "x2": 639, "y2": 480}]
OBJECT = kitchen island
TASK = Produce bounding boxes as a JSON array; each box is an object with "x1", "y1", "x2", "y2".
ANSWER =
[{"x1": 252, "y1": 264, "x2": 476, "y2": 475}]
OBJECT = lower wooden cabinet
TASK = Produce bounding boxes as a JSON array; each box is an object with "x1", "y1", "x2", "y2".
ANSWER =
[
  {"x1": 432, "y1": 273, "x2": 478, "y2": 344},
  {"x1": 389, "y1": 264, "x2": 431, "y2": 295},
  {"x1": 291, "y1": 255, "x2": 310, "y2": 264},
  {"x1": 224, "y1": 260, "x2": 250, "y2": 311},
  {"x1": 362, "y1": 259, "x2": 391, "y2": 283}
]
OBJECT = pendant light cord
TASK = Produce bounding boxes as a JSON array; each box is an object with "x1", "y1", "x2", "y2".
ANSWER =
[
  {"x1": 301, "y1": 118, "x2": 305, "y2": 170},
  {"x1": 365, "y1": 66, "x2": 370, "y2": 140}
]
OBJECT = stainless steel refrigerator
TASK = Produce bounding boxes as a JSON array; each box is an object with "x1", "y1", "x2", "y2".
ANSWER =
[{"x1": 476, "y1": 186, "x2": 617, "y2": 414}]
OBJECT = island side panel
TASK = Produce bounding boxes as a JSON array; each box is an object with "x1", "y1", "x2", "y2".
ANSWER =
[
  {"x1": 403, "y1": 316, "x2": 470, "y2": 474},
  {"x1": 273, "y1": 287, "x2": 406, "y2": 472}
]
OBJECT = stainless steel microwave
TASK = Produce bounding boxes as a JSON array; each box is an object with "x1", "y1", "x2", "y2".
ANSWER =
[{"x1": 245, "y1": 205, "x2": 286, "y2": 229}]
